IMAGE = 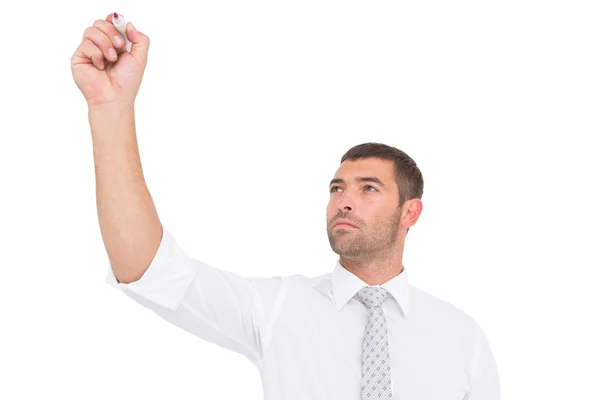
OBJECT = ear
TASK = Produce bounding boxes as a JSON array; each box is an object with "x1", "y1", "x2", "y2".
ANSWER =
[{"x1": 402, "y1": 199, "x2": 423, "y2": 229}]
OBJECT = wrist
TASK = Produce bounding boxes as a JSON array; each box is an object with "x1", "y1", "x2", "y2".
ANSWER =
[{"x1": 88, "y1": 101, "x2": 135, "y2": 116}]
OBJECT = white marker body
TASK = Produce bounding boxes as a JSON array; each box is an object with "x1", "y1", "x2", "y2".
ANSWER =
[{"x1": 112, "y1": 14, "x2": 132, "y2": 52}]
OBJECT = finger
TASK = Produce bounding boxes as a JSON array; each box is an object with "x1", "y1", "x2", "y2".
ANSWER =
[
  {"x1": 93, "y1": 18, "x2": 126, "y2": 50},
  {"x1": 104, "y1": 13, "x2": 128, "y2": 54},
  {"x1": 125, "y1": 22, "x2": 151, "y2": 67},
  {"x1": 82, "y1": 26, "x2": 118, "y2": 64},
  {"x1": 78, "y1": 38, "x2": 105, "y2": 70}
]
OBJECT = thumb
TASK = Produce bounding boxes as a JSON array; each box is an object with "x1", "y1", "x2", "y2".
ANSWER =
[{"x1": 125, "y1": 22, "x2": 150, "y2": 67}]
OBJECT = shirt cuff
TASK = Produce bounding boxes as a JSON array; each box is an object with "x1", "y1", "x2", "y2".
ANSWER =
[{"x1": 105, "y1": 226, "x2": 197, "y2": 311}]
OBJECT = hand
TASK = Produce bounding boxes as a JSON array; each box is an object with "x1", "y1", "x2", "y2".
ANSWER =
[{"x1": 71, "y1": 13, "x2": 150, "y2": 107}]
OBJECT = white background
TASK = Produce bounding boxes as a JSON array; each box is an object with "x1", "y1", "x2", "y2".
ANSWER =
[{"x1": 1, "y1": 0, "x2": 598, "y2": 398}]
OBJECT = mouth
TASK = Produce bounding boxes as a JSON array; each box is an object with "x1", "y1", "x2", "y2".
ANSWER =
[{"x1": 334, "y1": 223, "x2": 357, "y2": 229}]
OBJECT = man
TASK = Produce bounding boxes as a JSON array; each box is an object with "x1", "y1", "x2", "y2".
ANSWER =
[{"x1": 72, "y1": 14, "x2": 501, "y2": 400}]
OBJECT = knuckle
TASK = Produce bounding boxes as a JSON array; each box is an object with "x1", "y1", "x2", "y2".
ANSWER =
[
  {"x1": 84, "y1": 39, "x2": 102, "y2": 56},
  {"x1": 85, "y1": 25, "x2": 109, "y2": 43},
  {"x1": 94, "y1": 33, "x2": 111, "y2": 51},
  {"x1": 93, "y1": 19, "x2": 119, "y2": 39},
  {"x1": 82, "y1": 26, "x2": 94, "y2": 39}
]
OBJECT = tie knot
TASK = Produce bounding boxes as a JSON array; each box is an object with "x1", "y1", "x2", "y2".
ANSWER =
[{"x1": 357, "y1": 286, "x2": 390, "y2": 308}]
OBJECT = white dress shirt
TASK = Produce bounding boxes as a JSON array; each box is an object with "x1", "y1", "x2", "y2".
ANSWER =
[{"x1": 106, "y1": 226, "x2": 501, "y2": 400}]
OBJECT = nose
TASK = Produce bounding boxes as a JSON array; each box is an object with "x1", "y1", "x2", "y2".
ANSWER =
[{"x1": 335, "y1": 191, "x2": 354, "y2": 212}]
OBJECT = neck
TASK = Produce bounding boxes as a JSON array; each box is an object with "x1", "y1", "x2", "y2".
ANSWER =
[{"x1": 339, "y1": 254, "x2": 404, "y2": 286}]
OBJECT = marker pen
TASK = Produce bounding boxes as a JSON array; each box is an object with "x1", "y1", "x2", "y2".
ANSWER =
[{"x1": 112, "y1": 12, "x2": 132, "y2": 52}]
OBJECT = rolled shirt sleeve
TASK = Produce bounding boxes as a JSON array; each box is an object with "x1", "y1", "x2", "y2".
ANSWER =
[
  {"x1": 105, "y1": 226, "x2": 287, "y2": 364},
  {"x1": 464, "y1": 321, "x2": 501, "y2": 400}
]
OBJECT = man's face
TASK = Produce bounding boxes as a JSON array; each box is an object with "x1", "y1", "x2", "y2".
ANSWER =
[{"x1": 326, "y1": 158, "x2": 405, "y2": 260}]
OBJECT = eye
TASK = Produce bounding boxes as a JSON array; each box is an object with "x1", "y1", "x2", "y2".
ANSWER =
[{"x1": 330, "y1": 185, "x2": 378, "y2": 193}]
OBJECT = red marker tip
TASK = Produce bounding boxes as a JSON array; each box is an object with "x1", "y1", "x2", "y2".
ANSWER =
[{"x1": 113, "y1": 12, "x2": 119, "y2": 19}]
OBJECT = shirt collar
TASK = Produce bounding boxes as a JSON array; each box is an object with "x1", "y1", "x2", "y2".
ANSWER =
[{"x1": 331, "y1": 259, "x2": 410, "y2": 316}]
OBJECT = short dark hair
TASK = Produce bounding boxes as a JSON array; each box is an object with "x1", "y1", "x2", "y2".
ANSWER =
[{"x1": 340, "y1": 142, "x2": 424, "y2": 234}]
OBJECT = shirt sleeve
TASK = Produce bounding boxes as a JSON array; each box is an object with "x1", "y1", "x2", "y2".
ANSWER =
[
  {"x1": 464, "y1": 321, "x2": 501, "y2": 400},
  {"x1": 105, "y1": 225, "x2": 288, "y2": 364}
]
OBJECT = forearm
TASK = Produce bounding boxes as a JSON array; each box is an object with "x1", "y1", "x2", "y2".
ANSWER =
[{"x1": 89, "y1": 104, "x2": 162, "y2": 284}]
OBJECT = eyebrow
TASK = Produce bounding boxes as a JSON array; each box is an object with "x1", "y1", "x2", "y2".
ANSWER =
[{"x1": 329, "y1": 176, "x2": 386, "y2": 188}]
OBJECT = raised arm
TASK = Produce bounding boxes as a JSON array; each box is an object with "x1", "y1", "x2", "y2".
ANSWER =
[
  {"x1": 71, "y1": 13, "x2": 158, "y2": 283},
  {"x1": 72, "y1": 14, "x2": 287, "y2": 364}
]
